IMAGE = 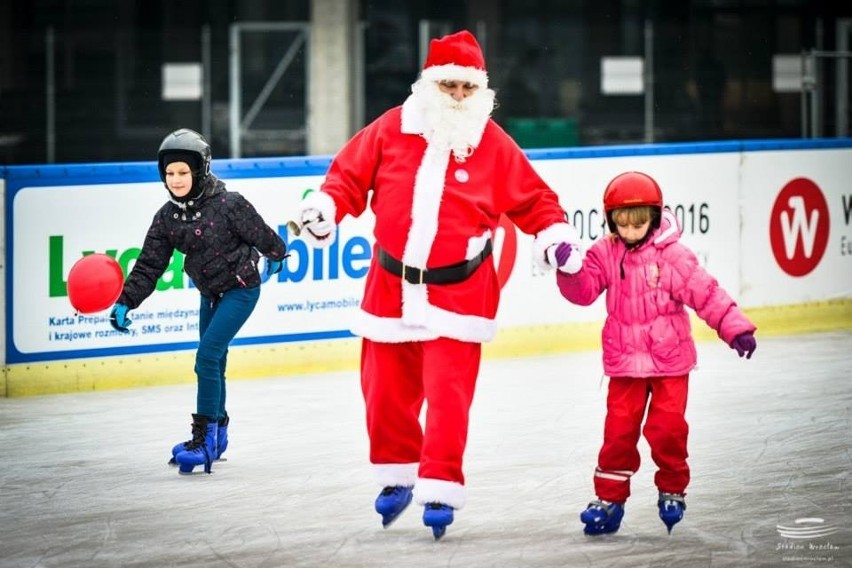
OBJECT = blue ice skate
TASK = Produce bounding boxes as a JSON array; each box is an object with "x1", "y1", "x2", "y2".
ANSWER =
[
  {"x1": 169, "y1": 414, "x2": 229, "y2": 465},
  {"x1": 580, "y1": 500, "x2": 625, "y2": 535},
  {"x1": 658, "y1": 492, "x2": 686, "y2": 534},
  {"x1": 174, "y1": 414, "x2": 217, "y2": 475},
  {"x1": 375, "y1": 485, "x2": 413, "y2": 527},
  {"x1": 423, "y1": 502, "x2": 454, "y2": 540}
]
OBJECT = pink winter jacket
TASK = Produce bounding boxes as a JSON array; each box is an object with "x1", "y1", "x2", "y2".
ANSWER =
[{"x1": 556, "y1": 210, "x2": 756, "y2": 378}]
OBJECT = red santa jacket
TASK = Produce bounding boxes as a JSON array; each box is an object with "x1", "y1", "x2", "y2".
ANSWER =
[{"x1": 304, "y1": 96, "x2": 578, "y2": 343}]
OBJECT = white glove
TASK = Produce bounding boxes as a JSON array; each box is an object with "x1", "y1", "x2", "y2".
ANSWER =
[
  {"x1": 295, "y1": 191, "x2": 337, "y2": 248},
  {"x1": 546, "y1": 242, "x2": 583, "y2": 274},
  {"x1": 301, "y1": 208, "x2": 333, "y2": 240}
]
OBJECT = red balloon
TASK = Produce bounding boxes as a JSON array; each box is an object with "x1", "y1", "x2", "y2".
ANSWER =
[{"x1": 67, "y1": 254, "x2": 125, "y2": 314}]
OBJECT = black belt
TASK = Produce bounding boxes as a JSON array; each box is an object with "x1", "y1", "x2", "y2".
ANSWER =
[{"x1": 377, "y1": 240, "x2": 493, "y2": 285}]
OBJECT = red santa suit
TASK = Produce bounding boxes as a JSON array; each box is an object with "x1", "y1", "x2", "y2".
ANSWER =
[{"x1": 299, "y1": 33, "x2": 579, "y2": 510}]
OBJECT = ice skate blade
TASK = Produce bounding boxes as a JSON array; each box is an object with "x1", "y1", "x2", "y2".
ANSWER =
[
  {"x1": 662, "y1": 519, "x2": 681, "y2": 534},
  {"x1": 177, "y1": 469, "x2": 213, "y2": 476},
  {"x1": 169, "y1": 454, "x2": 224, "y2": 466},
  {"x1": 422, "y1": 503, "x2": 454, "y2": 539},
  {"x1": 582, "y1": 523, "x2": 621, "y2": 536}
]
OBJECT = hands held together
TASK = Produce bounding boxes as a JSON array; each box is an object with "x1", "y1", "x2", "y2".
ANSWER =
[
  {"x1": 300, "y1": 209, "x2": 333, "y2": 240},
  {"x1": 291, "y1": 208, "x2": 334, "y2": 248},
  {"x1": 290, "y1": 190, "x2": 336, "y2": 248},
  {"x1": 546, "y1": 242, "x2": 582, "y2": 274}
]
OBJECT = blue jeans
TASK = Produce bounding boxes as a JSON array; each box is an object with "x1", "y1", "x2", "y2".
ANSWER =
[{"x1": 195, "y1": 286, "x2": 260, "y2": 421}]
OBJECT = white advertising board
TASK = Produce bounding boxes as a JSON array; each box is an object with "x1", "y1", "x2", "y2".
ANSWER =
[
  {"x1": 499, "y1": 151, "x2": 742, "y2": 327},
  {"x1": 11, "y1": 174, "x2": 376, "y2": 359},
  {"x1": 739, "y1": 148, "x2": 852, "y2": 306},
  {"x1": 3, "y1": 139, "x2": 851, "y2": 365}
]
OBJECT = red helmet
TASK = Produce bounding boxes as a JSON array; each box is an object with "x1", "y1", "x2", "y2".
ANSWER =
[{"x1": 603, "y1": 171, "x2": 663, "y2": 232}]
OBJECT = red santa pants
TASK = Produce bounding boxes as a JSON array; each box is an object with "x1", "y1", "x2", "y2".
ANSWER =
[
  {"x1": 593, "y1": 375, "x2": 690, "y2": 503},
  {"x1": 361, "y1": 337, "x2": 481, "y2": 484}
]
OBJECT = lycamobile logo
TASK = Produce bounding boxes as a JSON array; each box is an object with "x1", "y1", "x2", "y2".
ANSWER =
[
  {"x1": 47, "y1": 222, "x2": 374, "y2": 298},
  {"x1": 48, "y1": 235, "x2": 188, "y2": 298}
]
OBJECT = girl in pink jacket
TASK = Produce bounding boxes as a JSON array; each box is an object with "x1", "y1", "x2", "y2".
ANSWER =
[{"x1": 551, "y1": 171, "x2": 757, "y2": 535}]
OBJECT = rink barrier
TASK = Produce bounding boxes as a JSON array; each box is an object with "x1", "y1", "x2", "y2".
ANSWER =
[
  {"x1": 3, "y1": 298, "x2": 849, "y2": 397},
  {"x1": 3, "y1": 138, "x2": 851, "y2": 397}
]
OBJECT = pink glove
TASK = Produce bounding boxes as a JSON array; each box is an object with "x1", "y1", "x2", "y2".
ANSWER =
[{"x1": 730, "y1": 332, "x2": 756, "y2": 359}]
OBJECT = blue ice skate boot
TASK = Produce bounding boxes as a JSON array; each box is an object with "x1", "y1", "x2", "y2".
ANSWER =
[
  {"x1": 375, "y1": 485, "x2": 413, "y2": 527},
  {"x1": 580, "y1": 500, "x2": 625, "y2": 535},
  {"x1": 169, "y1": 414, "x2": 229, "y2": 465},
  {"x1": 215, "y1": 415, "x2": 229, "y2": 460},
  {"x1": 423, "y1": 502, "x2": 454, "y2": 540},
  {"x1": 174, "y1": 414, "x2": 217, "y2": 475},
  {"x1": 658, "y1": 492, "x2": 686, "y2": 534}
]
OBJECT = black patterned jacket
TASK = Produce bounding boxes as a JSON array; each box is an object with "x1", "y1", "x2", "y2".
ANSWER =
[{"x1": 117, "y1": 174, "x2": 287, "y2": 308}]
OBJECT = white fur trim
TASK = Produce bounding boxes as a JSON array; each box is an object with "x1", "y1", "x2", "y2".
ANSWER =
[
  {"x1": 404, "y1": 143, "x2": 448, "y2": 268},
  {"x1": 533, "y1": 223, "x2": 581, "y2": 272},
  {"x1": 351, "y1": 307, "x2": 497, "y2": 343},
  {"x1": 299, "y1": 191, "x2": 338, "y2": 248},
  {"x1": 397, "y1": 128, "x2": 451, "y2": 331},
  {"x1": 401, "y1": 281, "x2": 429, "y2": 327},
  {"x1": 421, "y1": 64, "x2": 488, "y2": 89},
  {"x1": 414, "y1": 477, "x2": 467, "y2": 510},
  {"x1": 374, "y1": 463, "x2": 419, "y2": 487}
]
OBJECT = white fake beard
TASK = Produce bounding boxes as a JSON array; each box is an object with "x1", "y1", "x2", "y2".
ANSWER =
[{"x1": 411, "y1": 78, "x2": 495, "y2": 163}]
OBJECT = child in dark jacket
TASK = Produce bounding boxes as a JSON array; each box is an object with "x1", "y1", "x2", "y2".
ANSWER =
[
  {"x1": 551, "y1": 171, "x2": 757, "y2": 534},
  {"x1": 109, "y1": 128, "x2": 288, "y2": 475}
]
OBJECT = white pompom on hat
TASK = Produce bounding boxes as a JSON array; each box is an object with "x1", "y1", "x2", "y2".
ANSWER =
[{"x1": 420, "y1": 30, "x2": 488, "y2": 89}]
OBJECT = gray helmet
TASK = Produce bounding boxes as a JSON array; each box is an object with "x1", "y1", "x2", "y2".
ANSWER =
[{"x1": 157, "y1": 128, "x2": 211, "y2": 182}]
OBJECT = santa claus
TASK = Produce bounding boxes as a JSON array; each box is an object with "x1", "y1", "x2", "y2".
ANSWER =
[{"x1": 296, "y1": 29, "x2": 581, "y2": 539}]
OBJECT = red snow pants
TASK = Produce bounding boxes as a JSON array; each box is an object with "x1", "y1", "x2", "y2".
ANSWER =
[
  {"x1": 594, "y1": 375, "x2": 690, "y2": 503},
  {"x1": 361, "y1": 337, "x2": 481, "y2": 484}
]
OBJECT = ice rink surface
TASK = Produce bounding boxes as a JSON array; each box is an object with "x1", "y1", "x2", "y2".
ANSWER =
[{"x1": 1, "y1": 331, "x2": 849, "y2": 568}]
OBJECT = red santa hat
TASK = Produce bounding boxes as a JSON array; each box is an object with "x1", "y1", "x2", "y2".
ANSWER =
[{"x1": 421, "y1": 30, "x2": 488, "y2": 89}]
